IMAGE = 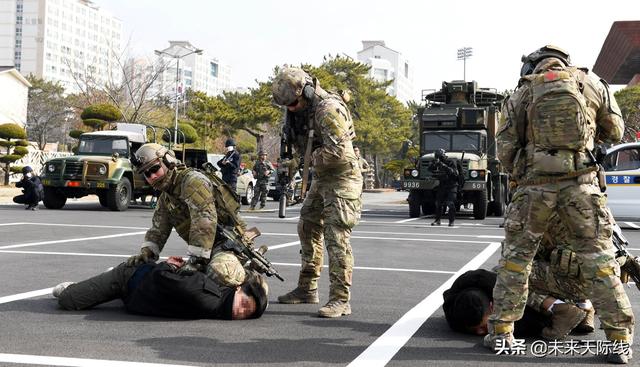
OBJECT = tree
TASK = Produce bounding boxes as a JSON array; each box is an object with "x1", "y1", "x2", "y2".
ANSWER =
[
  {"x1": 25, "y1": 76, "x2": 71, "y2": 150},
  {"x1": 81, "y1": 103, "x2": 123, "y2": 131},
  {"x1": 0, "y1": 123, "x2": 28, "y2": 185},
  {"x1": 614, "y1": 86, "x2": 640, "y2": 141}
]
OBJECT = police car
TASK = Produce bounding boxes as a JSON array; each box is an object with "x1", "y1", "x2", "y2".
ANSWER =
[{"x1": 602, "y1": 142, "x2": 640, "y2": 218}]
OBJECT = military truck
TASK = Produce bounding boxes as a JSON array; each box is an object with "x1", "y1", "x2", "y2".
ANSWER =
[
  {"x1": 40, "y1": 123, "x2": 156, "y2": 211},
  {"x1": 402, "y1": 80, "x2": 509, "y2": 219}
]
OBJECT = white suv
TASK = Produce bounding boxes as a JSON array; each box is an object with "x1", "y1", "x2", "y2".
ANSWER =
[{"x1": 602, "y1": 142, "x2": 640, "y2": 218}]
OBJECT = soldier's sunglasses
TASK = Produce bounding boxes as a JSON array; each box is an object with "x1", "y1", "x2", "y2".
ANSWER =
[
  {"x1": 143, "y1": 164, "x2": 162, "y2": 178},
  {"x1": 287, "y1": 98, "x2": 300, "y2": 108}
]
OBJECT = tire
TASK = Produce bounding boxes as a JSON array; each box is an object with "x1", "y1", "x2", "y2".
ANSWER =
[
  {"x1": 43, "y1": 187, "x2": 67, "y2": 209},
  {"x1": 473, "y1": 189, "x2": 488, "y2": 220},
  {"x1": 408, "y1": 190, "x2": 422, "y2": 218},
  {"x1": 492, "y1": 183, "x2": 507, "y2": 217},
  {"x1": 278, "y1": 194, "x2": 287, "y2": 218},
  {"x1": 98, "y1": 191, "x2": 108, "y2": 208},
  {"x1": 421, "y1": 202, "x2": 435, "y2": 216},
  {"x1": 107, "y1": 177, "x2": 131, "y2": 211},
  {"x1": 242, "y1": 183, "x2": 254, "y2": 205}
]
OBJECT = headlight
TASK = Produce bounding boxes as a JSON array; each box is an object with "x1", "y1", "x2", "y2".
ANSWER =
[
  {"x1": 48, "y1": 164, "x2": 56, "y2": 172},
  {"x1": 411, "y1": 169, "x2": 419, "y2": 178},
  {"x1": 470, "y1": 170, "x2": 478, "y2": 178},
  {"x1": 98, "y1": 165, "x2": 107, "y2": 175}
]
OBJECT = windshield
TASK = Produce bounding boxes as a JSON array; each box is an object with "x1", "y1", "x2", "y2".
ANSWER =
[
  {"x1": 78, "y1": 136, "x2": 129, "y2": 156},
  {"x1": 422, "y1": 132, "x2": 483, "y2": 153}
]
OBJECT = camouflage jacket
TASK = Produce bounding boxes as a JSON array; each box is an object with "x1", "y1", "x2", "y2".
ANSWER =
[
  {"x1": 498, "y1": 58, "x2": 624, "y2": 180},
  {"x1": 252, "y1": 160, "x2": 274, "y2": 182},
  {"x1": 143, "y1": 167, "x2": 217, "y2": 259},
  {"x1": 289, "y1": 87, "x2": 362, "y2": 198}
]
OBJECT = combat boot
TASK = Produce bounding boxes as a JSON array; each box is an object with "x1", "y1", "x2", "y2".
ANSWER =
[
  {"x1": 278, "y1": 287, "x2": 319, "y2": 304},
  {"x1": 431, "y1": 220, "x2": 441, "y2": 226},
  {"x1": 607, "y1": 348, "x2": 632, "y2": 364},
  {"x1": 483, "y1": 332, "x2": 514, "y2": 352},
  {"x1": 318, "y1": 300, "x2": 351, "y2": 318},
  {"x1": 448, "y1": 221, "x2": 455, "y2": 227},
  {"x1": 52, "y1": 282, "x2": 75, "y2": 298},
  {"x1": 541, "y1": 303, "x2": 586, "y2": 340},
  {"x1": 574, "y1": 307, "x2": 595, "y2": 333},
  {"x1": 249, "y1": 205, "x2": 256, "y2": 211}
]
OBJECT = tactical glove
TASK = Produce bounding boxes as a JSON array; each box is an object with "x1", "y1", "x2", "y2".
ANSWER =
[
  {"x1": 176, "y1": 256, "x2": 208, "y2": 275},
  {"x1": 126, "y1": 247, "x2": 158, "y2": 266}
]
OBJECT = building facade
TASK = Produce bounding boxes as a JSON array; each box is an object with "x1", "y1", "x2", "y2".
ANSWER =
[
  {"x1": 0, "y1": 0, "x2": 122, "y2": 93},
  {"x1": 357, "y1": 40, "x2": 415, "y2": 103},
  {"x1": 155, "y1": 41, "x2": 232, "y2": 99},
  {"x1": 0, "y1": 66, "x2": 31, "y2": 127}
]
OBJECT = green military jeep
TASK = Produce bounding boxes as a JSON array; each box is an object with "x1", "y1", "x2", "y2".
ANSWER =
[{"x1": 40, "y1": 127, "x2": 154, "y2": 211}]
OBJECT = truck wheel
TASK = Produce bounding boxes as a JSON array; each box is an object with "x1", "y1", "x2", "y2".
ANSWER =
[
  {"x1": 408, "y1": 190, "x2": 422, "y2": 218},
  {"x1": 492, "y1": 184, "x2": 507, "y2": 217},
  {"x1": 98, "y1": 191, "x2": 108, "y2": 208},
  {"x1": 107, "y1": 177, "x2": 131, "y2": 211},
  {"x1": 43, "y1": 187, "x2": 67, "y2": 209},
  {"x1": 421, "y1": 202, "x2": 435, "y2": 215},
  {"x1": 473, "y1": 189, "x2": 488, "y2": 220},
  {"x1": 242, "y1": 183, "x2": 254, "y2": 205}
]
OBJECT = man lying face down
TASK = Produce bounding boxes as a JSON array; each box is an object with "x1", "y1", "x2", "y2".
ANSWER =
[{"x1": 53, "y1": 256, "x2": 268, "y2": 320}]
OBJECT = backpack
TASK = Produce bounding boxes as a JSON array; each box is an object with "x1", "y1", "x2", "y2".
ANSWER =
[{"x1": 525, "y1": 67, "x2": 590, "y2": 152}]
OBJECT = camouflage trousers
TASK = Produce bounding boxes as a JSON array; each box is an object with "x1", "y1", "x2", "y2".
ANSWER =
[
  {"x1": 296, "y1": 179, "x2": 362, "y2": 302},
  {"x1": 250, "y1": 181, "x2": 269, "y2": 208},
  {"x1": 490, "y1": 180, "x2": 635, "y2": 342},
  {"x1": 527, "y1": 258, "x2": 586, "y2": 312}
]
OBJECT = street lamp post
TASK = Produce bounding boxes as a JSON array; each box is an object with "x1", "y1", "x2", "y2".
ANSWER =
[
  {"x1": 155, "y1": 44, "x2": 203, "y2": 146},
  {"x1": 457, "y1": 47, "x2": 473, "y2": 81}
]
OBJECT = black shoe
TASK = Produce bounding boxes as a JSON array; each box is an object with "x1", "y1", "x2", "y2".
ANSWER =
[
  {"x1": 431, "y1": 220, "x2": 441, "y2": 226},
  {"x1": 448, "y1": 222, "x2": 454, "y2": 227}
]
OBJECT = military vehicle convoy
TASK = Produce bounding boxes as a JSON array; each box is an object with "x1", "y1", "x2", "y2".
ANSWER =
[
  {"x1": 402, "y1": 80, "x2": 509, "y2": 219},
  {"x1": 40, "y1": 123, "x2": 158, "y2": 211}
]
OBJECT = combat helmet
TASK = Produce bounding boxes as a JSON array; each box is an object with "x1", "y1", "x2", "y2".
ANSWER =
[
  {"x1": 272, "y1": 67, "x2": 314, "y2": 106},
  {"x1": 520, "y1": 45, "x2": 571, "y2": 77},
  {"x1": 21, "y1": 166, "x2": 33, "y2": 175},
  {"x1": 133, "y1": 143, "x2": 178, "y2": 174},
  {"x1": 225, "y1": 138, "x2": 236, "y2": 147}
]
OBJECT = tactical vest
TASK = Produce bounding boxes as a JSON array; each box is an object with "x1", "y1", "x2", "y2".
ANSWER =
[
  {"x1": 198, "y1": 168, "x2": 243, "y2": 229},
  {"x1": 523, "y1": 67, "x2": 593, "y2": 175}
]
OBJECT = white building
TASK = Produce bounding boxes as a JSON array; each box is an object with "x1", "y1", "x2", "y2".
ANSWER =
[
  {"x1": 0, "y1": 66, "x2": 31, "y2": 127},
  {"x1": 357, "y1": 40, "x2": 415, "y2": 104},
  {"x1": 0, "y1": 0, "x2": 122, "y2": 94},
  {"x1": 155, "y1": 41, "x2": 232, "y2": 99}
]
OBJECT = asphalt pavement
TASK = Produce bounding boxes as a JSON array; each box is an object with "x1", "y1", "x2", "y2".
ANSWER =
[{"x1": 0, "y1": 191, "x2": 638, "y2": 366}]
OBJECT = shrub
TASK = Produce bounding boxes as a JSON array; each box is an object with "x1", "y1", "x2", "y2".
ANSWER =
[
  {"x1": 81, "y1": 104, "x2": 122, "y2": 122},
  {"x1": 0, "y1": 123, "x2": 27, "y2": 140},
  {"x1": 13, "y1": 146, "x2": 29, "y2": 155},
  {"x1": 162, "y1": 123, "x2": 198, "y2": 144},
  {"x1": 69, "y1": 130, "x2": 85, "y2": 139}
]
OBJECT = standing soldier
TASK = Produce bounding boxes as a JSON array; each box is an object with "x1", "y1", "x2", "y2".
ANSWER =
[
  {"x1": 126, "y1": 143, "x2": 247, "y2": 287},
  {"x1": 486, "y1": 45, "x2": 634, "y2": 364},
  {"x1": 250, "y1": 150, "x2": 274, "y2": 210},
  {"x1": 217, "y1": 138, "x2": 241, "y2": 192},
  {"x1": 272, "y1": 67, "x2": 362, "y2": 318},
  {"x1": 428, "y1": 149, "x2": 459, "y2": 226},
  {"x1": 353, "y1": 146, "x2": 370, "y2": 189}
]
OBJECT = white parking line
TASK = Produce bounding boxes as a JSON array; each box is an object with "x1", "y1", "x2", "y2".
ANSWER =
[
  {"x1": 0, "y1": 353, "x2": 197, "y2": 367},
  {"x1": 0, "y1": 222, "x2": 148, "y2": 230},
  {"x1": 0, "y1": 288, "x2": 53, "y2": 304},
  {"x1": 0, "y1": 222, "x2": 26, "y2": 226},
  {"x1": 625, "y1": 222, "x2": 640, "y2": 229},
  {"x1": 268, "y1": 241, "x2": 301, "y2": 250},
  {"x1": 272, "y1": 262, "x2": 455, "y2": 274},
  {"x1": 394, "y1": 216, "x2": 425, "y2": 224},
  {"x1": 0, "y1": 232, "x2": 146, "y2": 250},
  {"x1": 260, "y1": 232, "x2": 493, "y2": 244},
  {"x1": 349, "y1": 242, "x2": 501, "y2": 367}
]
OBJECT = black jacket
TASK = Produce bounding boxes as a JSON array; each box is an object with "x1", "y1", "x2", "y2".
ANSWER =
[
  {"x1": 443, "y1": 269, "x2": 548, "y2": 337},
  {"x1": 16, "y1": 175, "x2": 44, "y2": 201},
  {"x1": 429, "y1": 158, "x2": 459, "y2": 190},
  {"x1": 217, "y1": 150, "x2": 241, "y2": 185},
  {"x1": 124, "y1": 263, "x2": 235, "y2": 319}
]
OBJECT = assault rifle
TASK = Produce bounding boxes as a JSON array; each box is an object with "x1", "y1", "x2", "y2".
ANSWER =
[
  {"x1": 612, "y1": 224, "x2": 640, "y2": 290},
  {"x1": 589, "y1": 145, "x2": 608, "y2": 193},
  {"x1": 217, "y1": 224, "x2": 284, "y2": 281}
]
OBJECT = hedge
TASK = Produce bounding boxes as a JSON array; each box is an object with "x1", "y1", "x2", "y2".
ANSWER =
[{"x1": 81, "y1": 104, "x2": 122, "y2": 122}]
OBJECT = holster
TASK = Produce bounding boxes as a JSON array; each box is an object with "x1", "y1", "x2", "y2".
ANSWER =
[{"x1": 550, "y1": 248, "x2": 580, "y2": 278}]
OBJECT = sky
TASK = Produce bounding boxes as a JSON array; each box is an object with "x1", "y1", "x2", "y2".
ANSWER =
[{"x1": 94, "y1": 0, "x2": 637, "y2": 100}]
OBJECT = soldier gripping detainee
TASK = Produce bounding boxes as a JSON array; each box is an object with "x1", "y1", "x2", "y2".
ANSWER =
[
  {"x1": 485, "y1": 45, "x2": 635, "y2": 364},
  {"x1": 272, "y1": 67, "x2": 363, "y2": 318}
]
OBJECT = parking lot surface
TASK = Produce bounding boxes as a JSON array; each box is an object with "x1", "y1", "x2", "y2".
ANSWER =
[{"x1": 0, "y1": 191, "x2": 638, "y2": 366}]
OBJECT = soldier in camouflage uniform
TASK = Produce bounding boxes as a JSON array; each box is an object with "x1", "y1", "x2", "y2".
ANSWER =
[
  {"x1": 272, "y1": 67, "x2": 363, "y2": 318},
  {"x1": 487, "y1": 46, "x2": 634, "y2": 364},
  {"x1": 353, "y1": 146, "x2": 370, "y2": 189},
  {"x1": 250, "y1": 150, "x2": 274, "y2": 210},
  {"x1": 126, "y1": 143, "x2": 247, "y2": 287}
]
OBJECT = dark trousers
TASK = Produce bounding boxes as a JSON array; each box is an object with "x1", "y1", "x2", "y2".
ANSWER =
[
  {"x1": 58, "y1": 262, "x2": 137, "y2": 310},
  {"x1": 13, "y1": 192, "x2": 39, "y2": 206},
  {"x1": 434, "y1": 189, "x2": 456, "y2": 223}
]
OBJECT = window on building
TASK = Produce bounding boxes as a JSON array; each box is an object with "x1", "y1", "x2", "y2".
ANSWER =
[
  {"x1": 374, "y1": 55, "x2": 380, "y2": 59},
  {"x1": 404, "y1": 62, "x2": 409, "y2": 78},
  {"x1": 373, "y1": 68, "x2": 388, "y2": 81},
  {"x1": 210, "y1": 62, "x2": 218, "y2": 78}
]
